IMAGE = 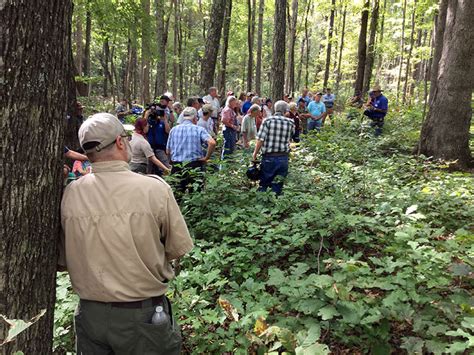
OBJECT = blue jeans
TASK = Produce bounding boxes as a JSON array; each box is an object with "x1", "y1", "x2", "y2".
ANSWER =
[
  {"x1": 258, "y1": 155, "x2": 289, "y2": 195},
  {"x1": 369, "y1": 119, "x2": 384, "y2": 136},
  {"x1": 308, "y1": 119, "x2": 322, "y2": 132},
  {"x1": 221, "y1": 128, "x2": 237, "y2": 159}
]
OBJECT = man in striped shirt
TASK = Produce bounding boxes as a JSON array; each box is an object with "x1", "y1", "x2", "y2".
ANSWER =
[{"x1": 253, "y1": 100, "x2": 295, "y2": 195}]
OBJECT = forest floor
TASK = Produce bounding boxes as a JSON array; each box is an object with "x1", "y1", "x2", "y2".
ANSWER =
[{"x1": 54, "y1": 105, "x2": 473, "y2": 354}]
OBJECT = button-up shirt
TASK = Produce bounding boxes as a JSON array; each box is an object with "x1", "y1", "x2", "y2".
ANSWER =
[
  {"x1": 60, "y1": 160, "x2": 193, "y2": 302},
  {"x1": 166, "y1": 120, "x2": 211, "y2": 162},
  {"x1": 256, "y1": 113, "x2": 295, "y2": 154}
]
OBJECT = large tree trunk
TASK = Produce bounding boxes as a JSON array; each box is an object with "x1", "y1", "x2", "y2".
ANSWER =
[
  {"x1": 219, "y1": 0, "x2": 233, "y2": 96},
  {"x1": 396, "y1": 0, "x2": 407, "y2": 103},
  {"x1": 155, "y1": 0, "x2": 170, "y2": 97},
  {"x1": 323, "y1": 0, "x2": 335, "y2": 89},
  {"x1": 354, "y1": 1, "x2": 369, "y2": 93},
  {"x1": 271, "y1": 0, "x2": 287, "y2": 100},
  {"x1": 246, "y1": 0, "x2": 256, "y2": 92},
  {"x1": 0, "y1": 1, "x2": 73, "y2": 353},
  {"x1": 362, "y1": 0, "x2": 379, "y2": 94},
  {"x1": 418, "y1": 0, "x2": 474, "y2": 168},
  {"x1": 255, "y1": 0, "x2": 264, "y2": 95},
  {"x1": 286, "y1": 0, "x2": 298, "y2": 94},
  {"x1": 200, "y1": 0, "x2": 226, "y2": 93},
  {"x1": 335, "y1": 4, "x2": 347, "y2": 94},
  {"x1": 141, "y1": 0, "x2": 151, "y2": 104}
]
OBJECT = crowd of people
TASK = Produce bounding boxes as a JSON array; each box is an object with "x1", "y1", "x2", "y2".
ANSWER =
[{"x1": 60, "y1": 84, "x2": 388, "y2": 354}]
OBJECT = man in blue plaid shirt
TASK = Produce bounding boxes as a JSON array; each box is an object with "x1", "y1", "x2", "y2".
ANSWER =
[
  {"x1": 253, "y1": 100, "x2": 295, "y2": 195},
  {"x1": 166, "y1": 107, "x2": 216, "y2": 192}
]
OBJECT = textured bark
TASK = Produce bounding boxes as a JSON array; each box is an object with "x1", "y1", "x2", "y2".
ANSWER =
[
  {"x1": 219, "y1": 0, "x2": 233, "y2": 96},
  {"x1": 74, "y1": 3, "x2": 83, "y2": 75},
  {"x1": 362, "y1": 0, "x2": 379, "y2": 94},
  {"x1": 155, "y1": 0, "x2": 170, "y2": 97},
  {"x1": 83, "y1": 3, "x2": 91, "y2": 96},
  {"x1": 271, "y1": 0, "x2": 287, "y2": 100},
  {"x1": 396, "y1": 0, "x2": 407, "y2": 103},
  {"x1": 323, "y1": 0, "x2": 335, "y2": 89},
  {"x1": 375, "y1": 0, "x2": 386, "y2": 78},
  {"x1": 418, "y1": 0, "x2": 474, "y2": 168},
  {"x1": 403, "y1": 0, "x2": 416, "y2": 103},
  {"x1": 172, "y1": 0, "x2": 179, "y2": 99},
  {"x1": 429, "y1": 0, "x2": 448, "y2": 105},
  {"x1": 304, "y1": 0, "x2": 312, "y2": 88},
  {"x1": 141, "y1": 0, "x2": 151, "y2": 104},
  {"x1": 102, "y1": 39, "x2": 109, "y2": 97},
  {"x1": 1, "y1": 0, "x2": 73, "y2": 353},
  {"x1": 335, "y1": 4, "x2": 347, "y2": 94},
  {"x1": 246, "y1": 0, "x2": 256, "y2": 92},
  {"x1": 255, "y1": 0, "x2": 264, "y2": 95},
  {"x1": 285, "y1": 0, "x2": 298, "y2": 94},
  {"x1": 354, "y1": 1, "x2": 369, "y2": 93}
]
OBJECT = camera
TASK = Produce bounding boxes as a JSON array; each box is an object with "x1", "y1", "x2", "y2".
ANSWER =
[{"x1": 146, "y1": 102, "x2": 166, "y2": 118}]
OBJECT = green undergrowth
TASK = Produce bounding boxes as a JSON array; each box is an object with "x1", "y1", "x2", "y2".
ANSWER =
[{"x1": 54, "y1": 107, "x2": 474, "y2": 354}]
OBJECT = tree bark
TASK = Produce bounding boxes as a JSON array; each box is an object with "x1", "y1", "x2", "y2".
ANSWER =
[
  {"x1": 83, "y1": 2, "x2": 91, "y2": 96},
  {"x1": 285, "y1": 0, "x2": 298, "y2": 94},
  {"x1": 418, "y1": 0, "x2": 474, "y2": 168},
  {"x1": 141, "y1": 0, "x2": 151, "y2": 104},
  {"x1": 155, "y1": 0, "x2": 170, "y2": 97},
  {"x1": 1, "y1": 1, "x2": 73, "y2": 353},
  {"x1": 246, "y1": 0, "x2": 256, "y2": 92},
  {"x1": 396, "y1": 0, "x2": 407, "y2": 103},
  {"x1": 271, "y1": 0, "x2": 287, "y2": 100},
  {"x1": 375, "y1": 0, "x2": 387, "y2": 78},
  {"x1": 219, "y1": 0, "x2": 233, "y2": 96},
  {"x1": 172, "y1": 0, "x2": 179, "y2": 99},
  {"x1": 403, "y1": 0, "x2": 416, "y2": 103},
  {"x1": 304, "y1": 0, "x2": 312, "y2": 88},
  {"x1": 335, "y1": 4, "x2": 347, "y2": 94},
  {"x1": 255, "y1": 0, "x2": 264, "y2": 95},
  {"x1": 362, "y1": 0, "x2": 379, "y2": 94},
  {"x1": 102, "y1": 39, "x2": 109, "y2": 97},
  {"x1": 323, "y1": 0, "x2": 335, "y2": 89},
  {"x1": 200, "y1": 0, "x2": 227, "y2": 93},
  {"x1": 354, "y1": 1, "x2": 369, "y2": 93},
  {"x1": 74, "y1": 2, "x2": 84, "y2": 75}
]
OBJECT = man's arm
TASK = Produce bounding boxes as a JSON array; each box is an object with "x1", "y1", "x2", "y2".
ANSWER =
[
  {"x1": 200, "y1": 137, "x2": 216, "y2": 162},
  {"x1": 65, "y1": 149, "x2": 88, "y2": 161},
  {"x1": 252, "y1": 139, "x2": 263, "y2": 161}
]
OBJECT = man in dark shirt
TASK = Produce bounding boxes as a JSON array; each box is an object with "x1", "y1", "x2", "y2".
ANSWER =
[
  {"x1": 363, "y1": 85, "x2": 388, "y2": 136},
  {"x1": 253, "y1": 100, "x2": 295, "y2": 195}
]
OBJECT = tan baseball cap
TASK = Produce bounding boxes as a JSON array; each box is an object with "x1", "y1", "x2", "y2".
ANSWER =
[{"x1": 78, "y1": 113, "x2": 126, "y2": 153}]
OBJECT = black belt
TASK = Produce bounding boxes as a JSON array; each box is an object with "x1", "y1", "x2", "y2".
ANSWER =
[
  {"x1": 81, "y1": 295, "x2": 165, "y2": 309},
  {"x1": 263, "y1": 152, "x2": 289, "y2": 157}
]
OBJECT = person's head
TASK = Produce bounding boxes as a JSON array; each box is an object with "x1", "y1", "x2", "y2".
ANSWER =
[
  {"x1": 187, "y1": 97, "x2": 199, "y2": 109},
  {"x1": 246, "y1": 92, "x2": 254, "y2": 101},
  {"x1": 226, "y1": 96, "x2": 237, "y2": 108},
  {"x1": 79, "y1": 113, "x2": 131, "y2": 163},
  {"x1": 182, "y1": 107, "x2": 198, "y2": 124},
  {"x1": 134, "y1": 118, "x2": 149, "y2": 136},
  {"x1": 371, "y1": 85, "x2": 383, "y2": 97},
  {"x1": 202, "y1": 104, "x2": 213, "y2": 118},
  {"x1": 238, "y1": 92, "x2": 246, "y2": 101},
  {"x1": 297, "y1": 98, "x2": 306, "y2": 108},
  {"x1": 209, "y1": 87, "x2": 218, "y2": 98},
  {"x1": 248, "y1": 104, "x2": 261, "y2": 117},
  {"x1": 172, "y1": 101, "x2": 183, "y2": 114},
  {"x1": 274, "y1": 100, "x2": 289, "y2": 115},
  {"x1": 265, "y1": 98, "x2": 272, "y2": 108},
  {"x1": 315, "y1": 92, "x2": 323, "y2": 102},
  {"x1": 227, "y1": 90, "x2": 235, "y2": 97},
  {"x1": 159, "y1": 95, "x2": 170, "y2": 108},
  {"x1": 289, "y1": 102, "x2": 297, "y2": 113},
  {"x1": 251, "y1": 96, "x2": 260, "y2": 105},
  {"x1": 326, "y1": 88, "x2": 331, "y2": 94},
  {"x1": 120, "y1": 98, "x2": 128, "y2": 106},
  {"x1": 197, "y1": 97, "x2": 205, "y2": 108},
  {"x1": 354, "y1": 90, "x2": 362, "y2": 98},
  {"x1": 302, "y1": 88, "x2": 309, "y2": 97}
]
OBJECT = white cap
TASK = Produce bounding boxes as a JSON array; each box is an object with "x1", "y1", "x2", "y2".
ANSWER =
[{"x1": 78, "y1": 113, "x2": 126, "y2": 153}]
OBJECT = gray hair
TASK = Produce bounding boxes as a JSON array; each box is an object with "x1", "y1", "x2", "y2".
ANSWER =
[
  {"x1": 248, "y1": 104, "x2": 261, "y2": 113},
  {"x1": 274, "y1": 100, "x2": 289, "y2": 114},
  {"x1": 289, "y1": 102, "x2": 297, "y2": 111},
  {"x1": 172, "y1": 101, "x2": 182, "y2": 109}
]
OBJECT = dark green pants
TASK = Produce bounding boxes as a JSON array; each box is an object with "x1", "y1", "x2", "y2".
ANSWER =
[{"x1": 74, "y1": 297, "x2": 182, "y2": 355}]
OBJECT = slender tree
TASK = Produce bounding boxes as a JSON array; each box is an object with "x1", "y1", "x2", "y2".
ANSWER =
[
  {"x1": 172, "y1": 0, "x2": 179, "y2": 99},
  {"x1": 323, "y1": 0, "x2": 336, "y2": 89},
  {"x1": 362, "y1": 0, "x2": 379, "y2": 94},
  {"x1": 200, "y1": 0, "x2": 227, "y2": 92},
  {"x1": 255, "y1": 0, "x2": 265, "y2": 95},
  {"x1": 83, "y1": 1, "x2": 92, "y2": 96},
  {"x1": 402, "y1": 0, "x2": 416, "y2": 103},
  {"x1": 396, "y1": 0, "x2": 407, "y2": 103},
  {"x1": 219, "y1": 0, "x2": 233, "y2": 96},
  {"x1": 335, "y1": 3, "x2": 347, "y2": 94},
  {"x1": 271, "y1": 0, "x2": 287, "y2": 100},
  {"x1": 1, "y1": 0, "x2": 74, "y2": 353},
  {"x1": 141, "y1": 0, "x2": 151, "y2": 104},
  {"x1": 285, "y1": 0, "x2": 299, "y2": 94},
  {"x1": 354, "y1": 1, "x2": 370, "y2": 93},
  {"x1": 247, "y1": 0, "x2": 256, "y2": 92},
  {"x1": 418, "y1": 0, "x2": 474, "y2": 168},
  {"x1": 155, "y1": 0, "x2": 171, "y2": 97}
]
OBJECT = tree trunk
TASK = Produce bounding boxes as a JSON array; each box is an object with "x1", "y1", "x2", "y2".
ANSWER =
[
  {"x1": 296, "y1": 36, "x2": 306, "y2": 90},
  {"x1": 375, "y1": 0, "x2": 387, "y2": 78},
  {"x1": 74, "y1": 3, "x2": 83, "y2": 75},
  {"x1": 428, "y1": 0, "x2": 448, "y2": 105},
  {"x1": 172, "y1": 0, "x2": 179, "y2": 99},
  {"x1": 255, "y1": 0, "x2": 264, "y2": 95},
  {"x1": 335, "y1": 4, "x2": 347, "y2": 94},
  {"x1": 403, "y1": 0, "x2": 416, "y2": 103},
  {"x1": 418, "y1": 0, "x2": 474, "y2": 168},
  {"x1": 304, "y1": 0, "x2": 312, "y2": 88},
  {"x1": 246, "y1": 0, "x2": 256, "y2": 92},
  {"x1": 83, "y1": 3, "x2": 91, "y2": 96},
  {"x1": 396, "y1": 0, "x2": 407, "y2": 104},
  {"x1": 362, "y1": 0, "x2": 379, "y2": 94},
  {"x1": 200, "y1": 0, "x2": 227, "y2": 93},
  {"x1": 155, "y1": 0, "x2": 170, "y2": 97},
  {"x1": 141, "y1": 0, "x2": 151, "y2": 104},
  {"x1": 323, "y1": 0, "x2": 335, "y2": 89},
  {"x1": 102, "y1": 39, "x2": 109, "y2": 97},
  {"x1": 1, "y1": 1, "x2": 73, "y2": 353},
  {"x1": 354, "y1": 1, "x2": 369, "y2": 93},
  {"x1": 271, "y1": 0, "x2": 287, "y2": 100},
  {"x1": 285, "y1": 0, "x2": 298, "y2": 94},
  {"x1": 219, "y1": 0, "x2": 233, "y2": 96},
  {"x1": 178, "y1": 1, "x2": 185, "y2": 99}
]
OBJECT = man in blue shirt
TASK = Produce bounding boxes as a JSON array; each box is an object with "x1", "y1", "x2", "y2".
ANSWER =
[
  {"x1": 363, "y1": 85, "x2": 388, "y2": 136},
  {"x1": 166, "y1": 107, "x2": 216, "y2": 193},
  {"x1": 146, "y1": 102, "x2": 171, "y2": 175},
  {"x1": 307, "y1": 92, "x2": 327, "y2": 132},
  {"x1": 297, "y1": 88, "x2": 311, "y2": 108},
  {"x1": 241, "y1": 92, "x2": 254, "y2": 114}
]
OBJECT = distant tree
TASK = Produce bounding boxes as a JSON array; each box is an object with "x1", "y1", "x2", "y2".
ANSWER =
[
  {"x1": 362, "y1": 0, "x2": 379, "y2": 94},
  {"x1": 323, "y1": 0, "x2": 335, "y2": 89},
  {"x1": 354, "y1": 1, "x2": 369, "y2": 93},
  {"x1": 271, "y1": 0, "x2": 287, "y2": 100},
  {"x1": 255, "y1": 0, "x2": 264, "y2": 95}
]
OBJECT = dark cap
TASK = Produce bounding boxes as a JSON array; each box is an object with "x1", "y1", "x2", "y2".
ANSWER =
[
  {"x1": 159, "y1": 95, "x2": 170, "y2": 102},
  {"x1": 198, "y1": 97, "x2": 205, "y2": 104},
  {"x1": 246, "y1": 92, "x2": 254, "y2": 97},
  {"x1": 316, "y1": 92, "x2": 323, "y2": 96}
]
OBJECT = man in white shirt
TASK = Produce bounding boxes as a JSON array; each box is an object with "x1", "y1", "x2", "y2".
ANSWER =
[{"x1": 202, "y1": 87, "x2": 221, "y2": 135}]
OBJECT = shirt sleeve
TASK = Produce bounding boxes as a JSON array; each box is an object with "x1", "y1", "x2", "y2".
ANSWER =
[
  {"x1": 322, "y1": 104, "x2": 326, "y2": 113},
  {"x1": 142, "y1": 139, "x2": 155, "y2": 159},
  {"x1": 379, "y1": 97, "x2": 388, "y2": 111},
  {"x1": 200, "y1": 127, "x2": 211, "y2": 143},
  {"x1": 161, "y1": 186, "x2": 194, "y2": 260},
  {"x1": 166, "y1": 130, "x2": 173, "y2": 151}
]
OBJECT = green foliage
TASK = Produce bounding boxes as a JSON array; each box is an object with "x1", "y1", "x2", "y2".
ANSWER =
[{"x1": 54, "y1": 108, "x2": 473, "y2": 353}]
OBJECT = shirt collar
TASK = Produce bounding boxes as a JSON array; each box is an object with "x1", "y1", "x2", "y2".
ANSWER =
[
  {"x1": 181, "y1": 120, "x2": 194, "y2": 125},
  {"x1": 91, "y1": 160, "x2": 130, "y2": 173}
]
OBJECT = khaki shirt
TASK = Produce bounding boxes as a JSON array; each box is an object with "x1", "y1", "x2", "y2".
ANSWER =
[
  {"x1": 60, "y1": 160, "x2": 193, "y2": 302},
  {"x1": 130, "y1": 132, "x2": 154, "y2": 165}
]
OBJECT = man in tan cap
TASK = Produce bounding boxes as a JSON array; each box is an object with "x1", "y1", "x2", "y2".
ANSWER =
[
  {"x1": 59, "y1": 112, "x2": 193, "y2": 354},
  {"x1": 363, "y1": 84, "x2": 388, "y2": 136}
]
